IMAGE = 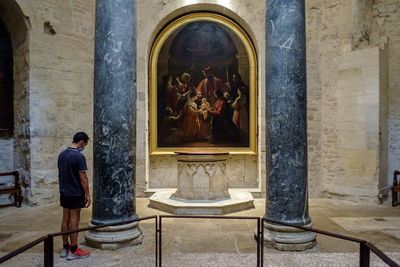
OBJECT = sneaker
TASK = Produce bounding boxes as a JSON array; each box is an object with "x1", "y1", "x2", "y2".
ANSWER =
[
  {"x1": 66, "y1": 247, "x2": 90, "y2": 261},
  {"x1": 59, "y1": 248, "x2": 68, "y2": 258}
]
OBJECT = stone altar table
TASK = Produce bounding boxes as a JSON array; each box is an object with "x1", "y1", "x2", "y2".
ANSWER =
[
  {"x1": 172, "y1": 152, "x2": 230, "y2": 201},
  {"x1": 149, "y1": 152, "x2": 254, "y2": 215}
]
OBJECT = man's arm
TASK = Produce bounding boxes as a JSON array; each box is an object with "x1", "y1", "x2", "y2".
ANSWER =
[{"x1": 79, "y1": 171, "x2": 91, "y2": 208}]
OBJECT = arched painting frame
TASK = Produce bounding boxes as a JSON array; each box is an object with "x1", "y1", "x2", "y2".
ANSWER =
[{"x1": 149, "y1": 13, "x2": 257, "y2": 155}]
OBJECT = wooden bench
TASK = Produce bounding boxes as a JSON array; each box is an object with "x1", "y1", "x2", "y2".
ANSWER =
[{"x1": 0, "y1": 171, "x2": 22, "y2": 207}]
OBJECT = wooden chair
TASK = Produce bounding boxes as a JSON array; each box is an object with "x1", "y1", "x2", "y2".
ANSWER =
[{"x1": 0, "y1": 171, "x2": 23, "y2": 207}]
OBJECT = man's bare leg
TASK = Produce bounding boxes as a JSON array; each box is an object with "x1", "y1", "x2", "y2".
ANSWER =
[
  {"x1": 69, "y1": 208, "x2": 81, "y2": 246},
  {"x1": 60, "y1": 208, "x2": 71, "y2": 257},
  {"x1": 67, "y1": 208, "x2": 90, "y2": 260},
  {"x1": 61, "y1": 208, "x2": 71, "y2": 244}
]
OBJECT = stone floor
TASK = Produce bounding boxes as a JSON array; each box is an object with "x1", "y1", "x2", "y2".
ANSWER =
[{"x1": 0, "y1": 198, "x2": 400, "y2": 266}]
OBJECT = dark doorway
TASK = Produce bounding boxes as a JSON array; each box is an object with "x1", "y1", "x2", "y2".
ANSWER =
[{"x1": 0, "y1": 18, "x2": 13, "y2": 136}]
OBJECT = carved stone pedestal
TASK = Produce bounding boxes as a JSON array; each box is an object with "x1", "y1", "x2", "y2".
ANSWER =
[
  {"x1": 149, "y1": 152, "x2": 254, "y2": 215},
  {"x1": 172, "y1": 152, "x2": 230, "y2": 201}
]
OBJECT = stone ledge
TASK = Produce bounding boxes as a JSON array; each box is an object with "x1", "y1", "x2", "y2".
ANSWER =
[{"x1": 148, "y1": 189, "x2": 255, "y2": 215}]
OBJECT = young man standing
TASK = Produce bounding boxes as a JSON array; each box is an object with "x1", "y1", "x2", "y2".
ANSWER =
[{"x1": 58, "y1": 132, "x2": 91, "y2": 260}]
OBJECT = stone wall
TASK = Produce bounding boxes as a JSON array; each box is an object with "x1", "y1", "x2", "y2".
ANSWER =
[
  {"x1": 15, "y1": 0, "x2": 95, "y2": 204},
  {"x1": 305, "y1": 0, "x2": 397, "y2": 202},
  {"x1": 368, "y1": 0, "x2": 400, "y2": 187},
  {"x1": 321, "y1": 47, "x2": 387, "y2": 201},
  {"x1": 149, "y1": 155, "x2": 259, "y2": 189},
  {"x1": 0, "y1": 139, "x2": 13, "y2": 172},
  {"x1": 136, "y1": 1, "x2": 266, "y2": 197},
  {"x1": 305, "y1": 0, "x2": 356, "y2": 199},
  {"x1": 0, "y1": 0, "x2": 398, "y2": 204},
  {"x1": 0, "y1": 0, "x2": 31, "y2": 198}
]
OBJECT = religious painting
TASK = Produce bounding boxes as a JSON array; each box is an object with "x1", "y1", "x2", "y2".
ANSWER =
[{"x1": 149, "y1": 13, "x2": 257, "y2": 154}]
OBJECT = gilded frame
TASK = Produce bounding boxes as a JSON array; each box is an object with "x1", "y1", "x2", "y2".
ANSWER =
[{"x1": 149, "y1": 12, "x2": 257, "y2": 155}]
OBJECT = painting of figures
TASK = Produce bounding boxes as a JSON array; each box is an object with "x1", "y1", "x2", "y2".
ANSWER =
[{"x1": 150, "y1": 13, "x2": 256, "y2": 154}]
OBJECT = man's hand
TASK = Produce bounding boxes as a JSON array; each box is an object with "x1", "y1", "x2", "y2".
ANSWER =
[{"x1": 85, "y1": 194, "x2": 91, "y2": 208}]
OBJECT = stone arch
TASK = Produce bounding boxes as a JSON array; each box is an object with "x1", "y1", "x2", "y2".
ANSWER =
[
  {"x1": 146, "y1": 5, "x2": 260, "y2": 103},
  {"x1": 0, "y1": 0, "x2": 31, "y2": 200},
  {"x1": 148, "y1": 4, "x2": 259, "y2": 59},
  {"x1": 144, "y1": 5, "x2": 261, "y2": 194}
]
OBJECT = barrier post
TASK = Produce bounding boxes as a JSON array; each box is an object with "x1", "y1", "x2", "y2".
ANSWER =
[
  {"x1": 158, "y1": 216, "x2": 162, "y2": 267},
  {"x1": 257, "y1": 218, "x2": 260, "y2": 267},
  {"x1": 360, "y1": 242, "x2": 370, "y2": 267},
  {"x1": 44, "y1": 235, "x2": 54, "y2": 267},
  {"x1": 260, "y1": 218, "x2": 264, "y2": 267},
  {"x1": 155, "y1": 216, "x2": 158, "y2": 266}
]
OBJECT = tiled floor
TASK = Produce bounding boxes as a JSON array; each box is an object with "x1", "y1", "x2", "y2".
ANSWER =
[{"x1": 0, "y1": 198, "x2": 400, "y2": 266}]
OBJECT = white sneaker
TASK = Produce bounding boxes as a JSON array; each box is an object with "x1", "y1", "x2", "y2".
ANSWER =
[{"x1": 59, "y1": 248, "x2": 68, "y2": 258}]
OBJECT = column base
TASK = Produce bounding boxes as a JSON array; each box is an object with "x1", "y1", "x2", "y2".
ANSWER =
[
  {"x1": 85, "y1": 221, "x2": 144, "y2": 250},
  {"x1": 263, "y1": 221, "x2": 317, "y2": 251}
]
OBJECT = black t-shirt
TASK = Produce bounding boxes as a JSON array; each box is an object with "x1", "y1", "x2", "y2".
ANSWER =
[{"x1": 58, "y1": 147, "x2": 87, "y2": 196}]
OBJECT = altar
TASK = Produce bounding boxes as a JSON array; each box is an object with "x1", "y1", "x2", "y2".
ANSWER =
[{"x1": 149, "y1": 152, "x2": 254, "y2": 215}]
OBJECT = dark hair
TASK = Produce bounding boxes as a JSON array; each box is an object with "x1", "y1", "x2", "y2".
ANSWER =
[
  {"x1": 203, "y1": 66, "x2": 212, "y2": 73},
  {"x1": 188, "y1": 90, "x2": 197, "y2": 98},
  {"x1": 73, "y1": 132, "x2": 89, "y2": 143},
  {"x1": 234, "y1": 73, "x2": 242, "y2": 81},
  {"x1": 214, "y1": 89, "x2": 223, "y2": 98}
]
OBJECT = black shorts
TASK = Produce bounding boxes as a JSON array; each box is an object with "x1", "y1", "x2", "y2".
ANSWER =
[{"x1": 60, "y1": 193, "x2": 85, "y2": 209}]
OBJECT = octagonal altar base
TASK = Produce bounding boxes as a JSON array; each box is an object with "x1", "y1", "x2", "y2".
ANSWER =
[{"x1": 149, "y1": 152, "x2": 254, "y2": 215}]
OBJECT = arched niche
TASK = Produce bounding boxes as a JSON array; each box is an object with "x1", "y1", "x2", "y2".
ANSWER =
[
  {"x1": 138, "y1": 5, "x2": 262, "y2": 195},
  {"x1": 0, "y1": 0, "x2": 30, "y2": 200},
  {"x1": 149, "y1": 12, "x2": 257, "y2": 155}
]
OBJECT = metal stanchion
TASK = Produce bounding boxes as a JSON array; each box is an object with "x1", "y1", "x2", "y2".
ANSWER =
[
  {"x1": 257, "y1": 218, "x2": 260, "y2": 267},
  {"x1": 360, "y1": 242, "x2": 370, "y2": 267},
  {"x1": 155, "y1": 216, "x2": 159, "y2": 266},
  {"x1": 44, "y1": 235, "x2": 54, "y2": 267},
  {"x1": 158, "y1": 216, "x2": 162, "y2": 267},
  {"x1": 260, "y1": 218, "x2": 264, "y2": 267}
]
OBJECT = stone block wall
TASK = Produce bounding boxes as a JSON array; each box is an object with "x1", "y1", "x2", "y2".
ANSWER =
[
  {"x1": 368, "y1": 0, "x2": 400, "y2": 186},
  {"x1": 15, "y1": 0, "x2": 95, "y2": 204},
  {"x1": 379, "y1": 43, "x2": 389, "y2": 192},
  {"x1": 305, "y1": 0, "x2": 397, "y2": 201},
  {"x1": 0, "y1": 0, "x2": 31, "y2": 198},
  {"x1": 321, "y1": 47, "x2": 388, "y2": 201},
  {"x1": 148, "y1": 154, "x2": 259, "y2": 189},
  {"x1": 0, "y1": 0, "x2": 398, "y2": 204},
  {"x1": 0, "y1": 139, "x2": 13, "y2": 172},
  {"x1": 136, "y1": 1, "x2": 266, "y2": 197}
]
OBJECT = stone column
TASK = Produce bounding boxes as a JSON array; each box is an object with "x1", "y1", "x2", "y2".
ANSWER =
[
  {"x1": 85, "y1": 0, "x2": 143, "y2": 249},
  {"x1": 264, "y1": 0, "x2": 316, "y2": 251}
]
